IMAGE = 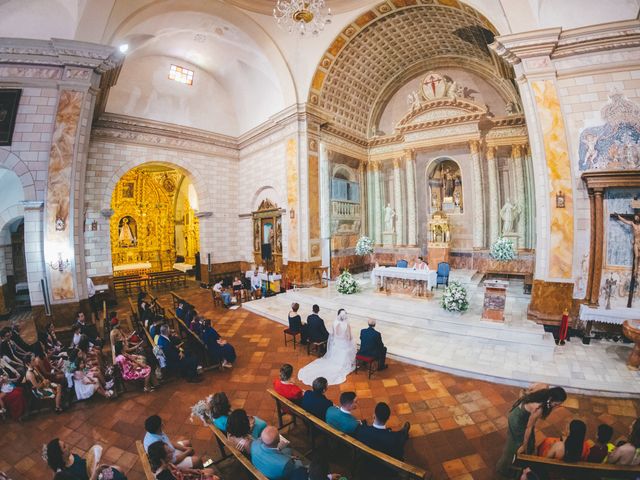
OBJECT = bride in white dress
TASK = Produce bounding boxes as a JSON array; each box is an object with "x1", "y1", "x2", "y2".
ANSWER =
[{"x1": 298, "y1": 309, "x2": 356, "y2": 386}]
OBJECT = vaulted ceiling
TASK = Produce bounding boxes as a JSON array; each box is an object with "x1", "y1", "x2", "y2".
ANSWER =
[{"x1": 309, "y1": 1, "x2": 517, "y2": 138}]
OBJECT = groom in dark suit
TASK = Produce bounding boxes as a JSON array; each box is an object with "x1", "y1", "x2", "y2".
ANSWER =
[
  {"x1": 359, "y1": 319, "x2": 387, "y2": 371},
  {"x1": 306, "y1": 304, "x2": 329, "y2": 343}
]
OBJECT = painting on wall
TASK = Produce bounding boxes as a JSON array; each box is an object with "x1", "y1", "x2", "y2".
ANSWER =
[
  {"x1": 0, "y1": 89, "x2": 21, "y2": 146},
  {"x1": 578, "y1": 93, "x2": 640, "y2": 171}
]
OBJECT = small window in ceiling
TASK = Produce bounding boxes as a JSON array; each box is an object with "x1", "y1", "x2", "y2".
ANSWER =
[{"x1": 169, "y1": 64, "x2": 194, "y2": 85}]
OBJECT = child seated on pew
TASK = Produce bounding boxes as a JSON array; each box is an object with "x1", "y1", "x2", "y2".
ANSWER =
[
  {"x1": 537, "y1": 419, "x2": 589, "y2": 462},
  {"x1": 586, "y1": 423, "x2": 614, "y2": 463}
]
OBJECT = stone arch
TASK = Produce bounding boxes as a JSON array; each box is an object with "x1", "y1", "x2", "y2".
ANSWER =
[
  {"x1": 251, "y1": 186, "x2": 283, "y2": 212},
  {"x1": 332, "y1": 165, "x2": 356, "y2": 182},
  {"x1": 102, "y1": 159, "x2": 209, "y2": 214},
  {"x1": 0, "y1": 207, "x2": 24, "y2": 286},
  {"x1": 0, "y1": 149, "x2": 37, "y2": 201}
]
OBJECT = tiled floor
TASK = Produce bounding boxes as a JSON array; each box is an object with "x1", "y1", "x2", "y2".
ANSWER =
[{"x1": 1, "y1": 285, "x2": 639, "y2": 480}]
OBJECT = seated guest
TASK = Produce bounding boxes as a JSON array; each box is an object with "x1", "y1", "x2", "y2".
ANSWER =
[
  {"x1": 538, "y1": 419, "x2": 588, "y2": 461},
  {"x1": 157, "y1": 325, "x2": 200, "y2": 382},
  {"x1": 114, "y1": 341, "x2": 155, "y2": 392},
  {"x1": 202, "y1": 318, "x2": 236, "y2": 368},
  {"x1": 586, "y1": 423, "x2": 614, "y2": 463},
  {"x1": 250, "y1": 270, "x2": 262, "y2": 298},
  {"x1": 9, "y1": 323, "x2": 32, "y2": 353},
  {"x1": 147, "y1": 440, "x2": 219, "y2": 480},
  {"x1": 226, "y1": 408, "x2": 269, "y2": 455},
  {"x1": 326, "y1": 391, "x2": 361, "y2": 435},
  {"x1": 291, "y1": 457, "x2": 343, "y2": 480},
  {"x1": 189, "y1": 313, "x2": 205, "y2": 339},
  {"x1": 73, "y1": 311, "x2": 102, "y2": 347},
  {"x1": 358, "y1": 319, "x2": 388, "y2": 371},
  {"x1": 212, "y1": 281, "x2": 232, "y2": 307},
  {"x1": 287, "y1": 303, "x2": 308, "y2": 345},
  {"x1": 45, "y1": 438, "x2": 126, "y2": 480},
  {"x1": 0, "y1": 360, "x2": 27, "y2": 420},
  {"x1": 72, "y1": 357, "x2": 114, "y2": 400},
  {"x1": 38, "y1": 322, "x2": 63, "y2": 356},
  {"x1": 251, "y1": 426, "x2": 304, "y2": 480},
  {"x1": 110, "y1": 315, "x2": 142, "y2": 354},
  {"x1": 301, "y1": 377, "x2": 332, "y2": 421},
  {"x1": 77, "y1": 334, "x2": 105, "y2": 378},
  {"x1": 273, "y1": 364, "x2": 303, "y2": 403},
  {"x1": 355, "y1": 402, "x2": 410, "y2": 460},
  {"x1": 144, "y1": 415, "x2": 203, "y2": 470},
  {"x1": 232, "y1": 276, "x2": 245, "y2": 301},
  {"x1": 32, "y1": 343, "x2": 65, "y2": 385},
  {"x1": 0, "y1": 327, "x2": 28, "y2": 369},
  {"x1": 608, "y1": 417, "x2": 640, "y2": 465},
  {"x1": 412, "y1": 256, "x2": 428, "y2": 270},
  {"x1": 175, "y1": 300, "x2": 189, "y2": 321},
  {"x1": 306, "y1": 305, "x2": 328, "y2": 344},
  {"x1": 24, "y1": 353, "x2": 64, "y2": 412}
]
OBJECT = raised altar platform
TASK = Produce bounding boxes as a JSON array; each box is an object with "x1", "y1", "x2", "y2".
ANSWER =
[{"x1": 243, "y1": 273, "x2": 640, "y2": 397}]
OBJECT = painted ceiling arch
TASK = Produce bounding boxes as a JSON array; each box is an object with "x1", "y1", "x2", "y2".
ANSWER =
[{"x1": 308, "y1": 0, "x2": 514, "y2": 139}]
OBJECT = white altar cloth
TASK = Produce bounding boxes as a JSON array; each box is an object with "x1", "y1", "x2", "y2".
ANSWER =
[
  {"x1": 172, "y1": 263, "x2": 194, "y2": 273},
  {"x1": 579, "y1": 304, "x2": 640, "y2": 325},
  {"x1": 372, "y1": 266, "x2": 437, "y2": 291},
  {"x1": 113, "y1": 262, "x2": 152, "y2": 274}
]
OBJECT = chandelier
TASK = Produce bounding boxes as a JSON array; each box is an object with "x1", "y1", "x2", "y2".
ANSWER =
[{"x1": 273, "y1": 0, "x2": 332, "y2": 36}]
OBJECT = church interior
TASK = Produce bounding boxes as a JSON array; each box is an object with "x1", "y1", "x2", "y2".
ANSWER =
[{"x1": 1, "y1": 1, "x2": 640, "y2": 479}]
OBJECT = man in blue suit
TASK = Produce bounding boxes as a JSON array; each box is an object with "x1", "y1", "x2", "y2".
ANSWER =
[
  {"x1": 157, "y1": 325, "x2": 201, "y2": 382},
  {"x1": 355, "y1": 402, "x2": 410, "y2": 460},
  {"x1": 359, "y1": 319, "x2": 388, "y2": 371},
  {"x1": 251, "y1": 426, "x2": 304, "y2": 480},
  {"x1": 301, "y1": 377, "x2": 332, "y2": 421},
  {"x1": 306, "y1": 305, "x2": 329, "y2": 343},
  {"x1": 325, "y1": 391, "x2": 362, "y2": 435}
]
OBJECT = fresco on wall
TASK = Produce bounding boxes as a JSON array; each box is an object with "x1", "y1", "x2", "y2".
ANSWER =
[{"x1": 578, "y1": 93, "x2": 640, "y2": 171}]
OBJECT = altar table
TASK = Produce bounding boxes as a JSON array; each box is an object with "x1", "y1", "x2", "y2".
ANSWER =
[
  {"x1": 172, "y1": 262, "x2": 194, "y2": 273},
  {"x1": 372, "y1": 266, "x2": 437, "y2": 297},
  {"x1": 579, "y1": 304, "x2": 640, "y2": 325},
  {"x1": 113, "y1": 262, "x2": 152, "y2": 277}
]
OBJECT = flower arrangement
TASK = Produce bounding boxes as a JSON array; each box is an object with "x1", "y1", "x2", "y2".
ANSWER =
[
  {"x1": 190, "y1": 395, "x2": 212, "y2": 425},
  {"x1": 440, "y1": 281, "x2": 469, "y2": 313},
  {"x1": 355, "y1": 236, "x2": 374, "y2": 256},
  {"x1": 336, "y1": 269, "x2": 359, "y2": 295},
  {"x1": 490, "y1": 237, "x2": 517, "y2": 262}
]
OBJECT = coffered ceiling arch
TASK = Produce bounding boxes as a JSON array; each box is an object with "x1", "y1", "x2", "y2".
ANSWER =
[{"x1": 309, "y1": 0, "x2": 515, "y2": 139}]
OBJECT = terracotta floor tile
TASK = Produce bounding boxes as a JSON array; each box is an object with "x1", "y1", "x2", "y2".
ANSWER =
[{"x1": 442, "y1": 458, "x2": 468, "y2": 478}]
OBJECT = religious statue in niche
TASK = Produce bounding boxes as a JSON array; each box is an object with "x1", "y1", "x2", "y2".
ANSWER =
[
  {"x1": 578, "y1": 91, "x2": 640, "y2": 171},
  {"x1": 118, "y1": 216, "x2": 137, "y2": 247},
  {"x1": 384, "y1": 204, "x2": 396, "y2": 233},
  {"x1": 500, "y1": 199, "x2": 521, "y2": 234},
  {"x1": 406, "y1": 72, "x2": 480, "y2": 114},
  {"x1": 429, "y1": 160, "x2": 463, "y2": 214}
]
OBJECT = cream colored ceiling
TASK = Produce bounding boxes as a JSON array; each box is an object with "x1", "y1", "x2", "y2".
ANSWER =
[
  {"x1": 311, "y1": 2, "x2": 515, "y2": 138},
  {"x1": 224, "y1": 0, "x2": 374, "y2": 15}
]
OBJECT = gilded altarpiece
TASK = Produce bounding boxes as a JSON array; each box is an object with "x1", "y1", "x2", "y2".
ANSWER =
[
  {"x1": 110, "y1": 168, "x2": 199, "y2": 272},
  {"x1": 252, "y1": 199, "x2": 283, "y2": 272}
]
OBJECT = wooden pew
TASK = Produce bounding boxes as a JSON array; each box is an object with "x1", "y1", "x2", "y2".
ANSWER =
[
  {"x1": 135, "y1": 440, "x2": 155, "y2": 480},
  {"x1": 515, "y1": 453, "x2": 640, "y2": 479},
  {"x1": 267, "y1": 389, "x2": 430, "y2": 480},
  {"x1": 207, "y1": 423, "x2": 270, "y2": 480},
  {"x1": 113, "y1": 274, "x2": 148, "y2": 294}
]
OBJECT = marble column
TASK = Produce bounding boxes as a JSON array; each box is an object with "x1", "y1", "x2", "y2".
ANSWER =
[
  {"x1": 470, "y1": 140, "x2": 485, "y2": 249},
  {"x1": 367, "y1": 163, "x2": 375, "y2": 240},
  {"x1": 393, "y1": 158, "x2": 404, "y2": 245},
  {"x1": 358, "y1": 161, "x2": 366, "y2": 238},
  {"x1": 372, "y1": 162, "x2": 382, "y2": 244},
  {"x1": 512, "y1": 144, "x2": 527, "y2": 249},
  {"x1": 486, "y1": 146, "x2": 500, "y2": 243},
  {"x1": 405, "y1": 150, "x2": 417, "y2": 246}
]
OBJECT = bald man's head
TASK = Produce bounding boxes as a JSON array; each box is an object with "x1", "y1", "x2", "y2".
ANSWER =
[{"x1": 261, "y1": 425, "x2": 280, "y2": 448}]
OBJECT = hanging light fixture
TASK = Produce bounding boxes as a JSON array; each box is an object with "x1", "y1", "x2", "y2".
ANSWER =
[{"x1": 273, "y1": 0, "x2": 332, "y2": 36}]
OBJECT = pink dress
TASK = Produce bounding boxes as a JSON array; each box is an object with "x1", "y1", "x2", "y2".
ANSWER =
[{"x1": 115, "y1": 354, "x2": 151, "y2": 381}]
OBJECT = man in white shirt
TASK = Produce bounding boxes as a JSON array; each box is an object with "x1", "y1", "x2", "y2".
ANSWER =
[
  {"x1": 250, "y1": 270, "x2": 262, "y2": 299},
  {"x1": 86, "y1": 277, "x2": 98, "y2": 321},
  {"x1": 212, "y1": 281, "x2": 232, "y2": 307}
]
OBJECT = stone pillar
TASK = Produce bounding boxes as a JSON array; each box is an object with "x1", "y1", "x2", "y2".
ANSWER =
[
  {"x1": 358, "y1": 161, "x2": 366, "y2": 238},
  {"x1": 512, "y1": 144, "x2": 527, "y2": 249},
  {"x1": 470, "y1": 140, "x2": 485, "y2": 249},
  {"x1": 486, "y1": 146, "x2": 500, "y2": 243},
  {"x1": 405, "y1": 150, "x2": 417, "y2": 246},
  {"x1": 372, "y1": 162, "x2": 382, "y2": 244},
  {"x1": 393, "y1": 158, "x2": 404, "y2": 245},
  {"x1": 367, "y1": 163, "x2": 375, "y2": 240}
]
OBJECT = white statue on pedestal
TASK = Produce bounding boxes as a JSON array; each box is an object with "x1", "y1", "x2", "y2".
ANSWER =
[
  {"x1": 500, "y1": 199, "x2": 520, "y2": 234},
  {"x1": 384, "y1": 204, "x2": 396, "y2": 232}
]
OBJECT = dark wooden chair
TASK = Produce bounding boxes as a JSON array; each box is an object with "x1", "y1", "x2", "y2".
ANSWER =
[
  {"x1": 283, "y1": 328, "x2": 300, "y2": 349},
  {"x1": 355, "y1": 353, "x2": 377, "y2": 379},
  {"x1": 307, "y1": 340, "x2": 327, "y2": 357}
]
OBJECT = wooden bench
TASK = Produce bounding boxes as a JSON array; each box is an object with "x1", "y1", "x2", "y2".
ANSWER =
[
  {"x1": 135, "y1": 440, "x2": 155, "y2": 480},
  {"x1": 207, "y1": 423, "x2": 270, "y2": 480},
  {"x1": 113, "y1": 275, "x2": 147, "y2": 294},
  {"x1": 267, "y1": 389, "x2": 430, "y2": 480},
  {"x1": 515, "y1": 453, "x2": 640, "y2": 479},
  {"x1": 148, "y1": 270, "x2": 187, "y2": 290}
]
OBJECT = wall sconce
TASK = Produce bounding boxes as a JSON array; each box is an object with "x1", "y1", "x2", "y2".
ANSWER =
[
  {"x1": 556, "y1": 191, "x2": 565, "y2": 208},
  {"x1": 90, "y1": 220, "x2": 98, "y2": 231},
  {"x1": 48, "y1": 253, "x2": 70, "y2": 272},
  {"x1": 289, "y1": 209, "x2": 295, "y2": 219}
]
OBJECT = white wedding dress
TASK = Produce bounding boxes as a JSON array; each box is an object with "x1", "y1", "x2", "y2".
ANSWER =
[{"x1": 298, "y1": 313, "x2": 356, "y2": 386}]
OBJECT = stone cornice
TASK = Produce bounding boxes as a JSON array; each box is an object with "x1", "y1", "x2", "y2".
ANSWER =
[
  {"x1": 489, "y1": 28, "x2": 562, "y2": 65},
  {"x1": 0, "y1": 38, "x2": 124, "y2": 76},
  {"x1": 92, "y1": 113, "x2": 239, "y2": 158}
]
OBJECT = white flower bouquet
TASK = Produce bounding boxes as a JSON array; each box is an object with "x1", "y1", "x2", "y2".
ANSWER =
[
  {"x1": 355, "y1": 236, "x2": 374, "y2": 256},
  {"x1": 490, "y1": 237, "x2": 517, "y2": 262},
  {"x1": 190, "y1": 395, "x2": 212, "y2": 425},
  {"x1": 440, "y1": 281, "x2": 469, "y2": 312},
  {"x1": 336, "y1": 269, "x2": 359, "y2": 295}
]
